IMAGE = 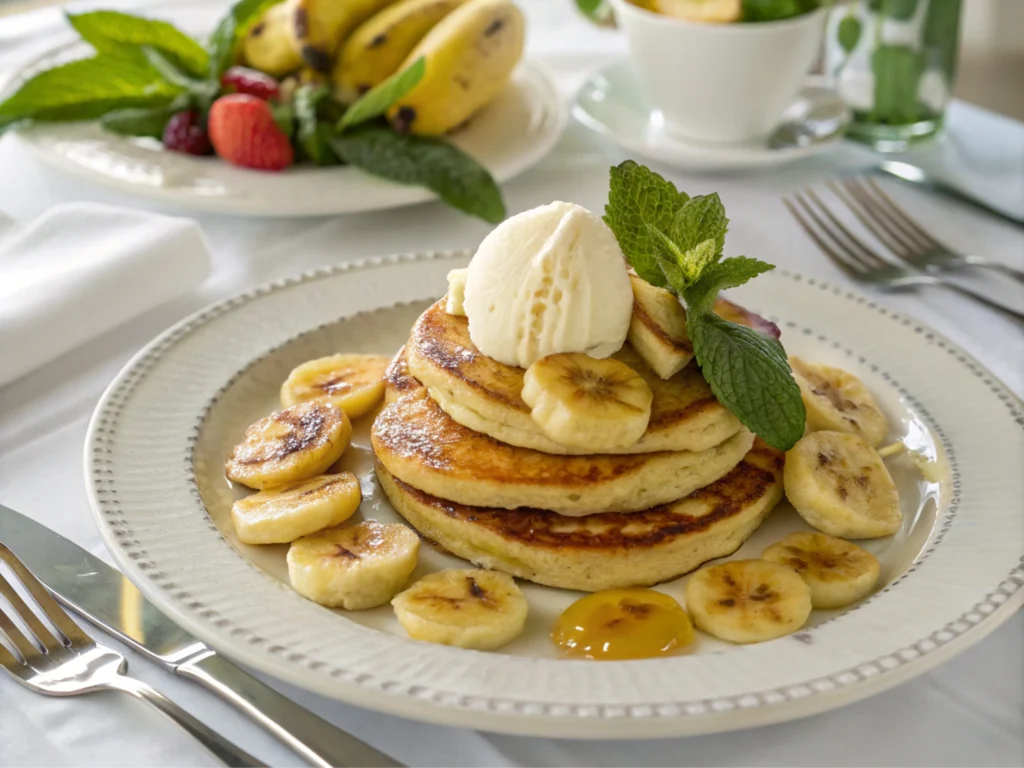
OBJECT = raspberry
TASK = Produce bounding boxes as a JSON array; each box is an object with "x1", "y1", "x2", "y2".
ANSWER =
[
  {"x1": 220, "y1": 66, "x2": 281, "y2": 101},
  {"x1": 161, "y1": 110, "x2": 211, "y2": 156}
]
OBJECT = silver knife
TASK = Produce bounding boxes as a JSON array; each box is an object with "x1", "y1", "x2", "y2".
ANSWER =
[
  {"x1": 876, "y1": 161, "x2": 1024, "y2": 229},
  {"x1": 0, "y1": 504, "x2": 401, "y2": 768}
]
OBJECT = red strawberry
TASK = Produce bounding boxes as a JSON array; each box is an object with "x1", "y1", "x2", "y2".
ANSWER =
[
  {"x1": 220, "y1": 66, "x2": 281, "y2": 101},
  {"x1": 208, "y1": 94, "x2": 294, "y2": 172},
  {"x1": 162, "y1": 110, "x2": 211, "y2": 155}
]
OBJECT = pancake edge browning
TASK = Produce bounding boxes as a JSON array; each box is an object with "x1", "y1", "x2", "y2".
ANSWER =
[
  {"x1": 373, "y1": 384, "x2": 755, "y2": 516},
  {"x1": 406, "y1": 300, "x2": 743, "y2": 455},
  {"x1": 375, "y1": 441, "x2": 785, "y2": 592}
]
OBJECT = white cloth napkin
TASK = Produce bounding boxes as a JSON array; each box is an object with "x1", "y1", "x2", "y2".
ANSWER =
[{"x1": 0, "y1": 203, "x2": 211, "y2": 386}]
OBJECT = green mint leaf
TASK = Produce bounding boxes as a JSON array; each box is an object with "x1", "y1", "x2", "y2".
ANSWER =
[
  {"x1": 681, "y1": 238, "x2": 719, "y2": 284},
  {"x1": 574, "y1": 0, "x2": 616, "y2": 25},
  {"x1": 294, "y1": 83, "x2": 330, "y2": 140},
  {"x1": 100, "y1": 105, "x2": 174, "y2": 138},
  {"x1": 837, "y1": 13, "x2": 862, "y2": 54},
  {"x1": 688, "y1": 313, "x2": 805, "y2": 450},
  {"x1": 337, "y1": 57, "x2": 425, "y2": 132},
  {"x1": 329, "y1": 124, "x2": 505, "y2": 222},
  {"x1": 604, "y1": 160, "x2": 690, "y2": 287},
  {"x1": 670, "y1": 193, "x2": 728, "y2": 259},
  {"x1": 300, "y1": 122, "x2": 341, "y2": 166},
  {"x1": 685, "y1": 256, "x2": 776, "y2": 316},
  {"x1": 0, "y1": 52, "x2": 184, "y2": 126},
  {"x1": 67, "y1": 11, "x2": 208, "y2": 78},
  {"x1": 644, "y1": 223, "x2": 688, "y2": 292},
  {"x1": 742, "y1": 0, "x2": 819, "y2": 22},
  {"x1": 207, "y1": 0, "x2": 284, "y2": 77}
]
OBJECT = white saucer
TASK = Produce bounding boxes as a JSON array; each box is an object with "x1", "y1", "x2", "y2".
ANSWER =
[{"x1": 574, "y1": 60, "x2": 849, "y2": 172}]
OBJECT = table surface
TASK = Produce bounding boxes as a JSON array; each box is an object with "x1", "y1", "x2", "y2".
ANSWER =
[{"x1": 1, "y1": 2, "x2": 1023, "y2": 766}]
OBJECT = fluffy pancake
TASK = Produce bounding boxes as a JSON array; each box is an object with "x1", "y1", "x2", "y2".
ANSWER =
[
  {"x1": 405, "y1": 301, "x2": 743, "y2": 455},
  {"x1": 372, "y1": 382, "x2": 754, "y2": 516},
  {"x1": 376, "y1": 441, "x2": 784, "y2": 591}
]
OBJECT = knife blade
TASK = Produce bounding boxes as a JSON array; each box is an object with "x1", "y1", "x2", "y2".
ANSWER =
[
  {"x1": 875, "y1": 161, "x2": 1024, "y2": 229},
  {"x1": 0, "y1": 504, "x2": 401, "y2": 768}
]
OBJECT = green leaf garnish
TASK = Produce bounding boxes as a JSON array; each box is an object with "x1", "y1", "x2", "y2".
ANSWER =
[
  {"x1": 604, "y1": 161, "x2": 805, "y2": 449},
  {"x1": 337, "y1": 57, "x2": 426, "y2": 133},
  {"x1": 604, "y1": 160, "x2": 690, "y2": 287},
  {"x1": 741, "y1": 0, "x2": 821, "y2": 22},
  {"x1": 574, "y1": 0, "x2": 616, "y2": 26},
  {"x1": 66, "y1": 11, "x2": 209, "y2": 78},
  {"x1": 669, "y1": 193, "x2": 728, "y2": 259},
  {"x1": 100, "y1": 105, "x2": 175, "y2": 138},
  {"x1": 837, "y1": 13, "x2": 862, "y2": 55},
  {"x1": 686, "y1": 256, "x2": 776, "y2": 316},
  {"x1": 329, "y1": 123, "x2": 505, "y2": 222},
  {"x1": 207, "y1": 0, "x2": 284, "y2": 78},
  {"x1": 0, "y1": 52, "x2": 184, "y2": 129},
  {"x1": 687, "y1": 314, "x2": 807, "y2": 450},
  {"x1": 294, "y1": 84, "x2": 340, "y2": 165}
]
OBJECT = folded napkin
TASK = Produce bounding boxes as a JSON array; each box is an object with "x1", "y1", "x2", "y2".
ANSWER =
[{"x1": 0, "y1": 203, "x2": 211, "y2": 387}]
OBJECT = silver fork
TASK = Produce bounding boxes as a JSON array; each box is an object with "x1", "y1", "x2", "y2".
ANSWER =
[
  {"x1": 831, "y1": 175, "x2": 1024, "y2": 283},
  {"x1": 0, "y1": 544, "x2": 264, "y2": 767},
  {"x1": 784, "y1": 189, "x2": 1024, "y2": 322}
]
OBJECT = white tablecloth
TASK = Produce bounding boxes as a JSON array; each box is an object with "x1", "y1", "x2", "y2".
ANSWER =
[{"x1": 1, "y1": 2, "x2": 1023, "y2": 766}]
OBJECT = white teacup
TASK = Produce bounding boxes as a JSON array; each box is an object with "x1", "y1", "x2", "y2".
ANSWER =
[{"x1": 609, "y1": 0, "x2": 828, "y2": 144}]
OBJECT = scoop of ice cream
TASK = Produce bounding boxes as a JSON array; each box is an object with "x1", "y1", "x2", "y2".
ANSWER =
[{"x1": 464, "y1": 201, "x2": 633, "y2": 369}]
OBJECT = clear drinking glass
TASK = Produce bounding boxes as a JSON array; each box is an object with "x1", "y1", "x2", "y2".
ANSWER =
[{"x1": 825, "y1": 0, "x2": 962, "y2": 152}]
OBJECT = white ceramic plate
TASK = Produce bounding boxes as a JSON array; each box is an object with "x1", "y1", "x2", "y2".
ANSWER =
[
  {"x1": 2, "y1": 4, "x2": 566, "y2": 217},
  {"x1": 85, "y1": 252, "x2": 1024, "y2": 738},
  {"x1": 574, "y1": 60, "x2": 849, "y2": 172}
]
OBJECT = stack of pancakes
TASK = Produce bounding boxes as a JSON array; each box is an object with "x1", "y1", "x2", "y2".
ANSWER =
[{"x1": 372, "y1": 300, "x2": 785, "y2": 592}]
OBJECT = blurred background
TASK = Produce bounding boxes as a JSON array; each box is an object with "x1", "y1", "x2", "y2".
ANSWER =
[{"x1": 1, "y1": 0, "x2": 1022, "y2": 121}]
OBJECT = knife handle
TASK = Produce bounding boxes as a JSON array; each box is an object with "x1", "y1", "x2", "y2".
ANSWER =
[{"x1": 176, "y1": 652, "x2": 402, "y2": 768}]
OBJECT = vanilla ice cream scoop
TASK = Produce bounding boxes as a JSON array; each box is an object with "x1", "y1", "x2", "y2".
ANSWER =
[{"x1": 464, "y1": 201, "x2": 633, "y2": 369}]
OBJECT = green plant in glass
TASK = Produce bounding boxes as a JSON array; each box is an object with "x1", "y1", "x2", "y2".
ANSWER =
[{"x1": 827, "y1": 0, "x2": 962, "y2": 151}]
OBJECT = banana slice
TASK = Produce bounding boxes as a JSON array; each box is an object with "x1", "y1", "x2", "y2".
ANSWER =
[
  {"x1": 763, "y1": 532, "x2": 880, "y2": 609},
  {"x1": 445, "y1": 268, "x2": 468, "y2": 316},
  {"x1": 232, "y1": 473, "x2": 361, "y2": 544},
  {"x1": 281, "y1": 354, "x2": 391, "y2": 419},
  {"x1": 684, "y1": 559, "x2": 812, "y2": 644},
  {"x1": 391, "y1": 569, "x2": 528, "y2": 650},
  {"x1": 784, "y1": 430, "x2": 902, "y2": 539},
  {"x1": 521, "y1": 353, "x2": 653, "y2": 452},
  {"x1": 789, "y1": 357, "x2": 889, "y2": 447},
  {"x1": 225, "y1": 401, "x2": 351, "y2": 490},
  {"x1": 287, "y1": 521, "x2": 420, "y2": 610}
]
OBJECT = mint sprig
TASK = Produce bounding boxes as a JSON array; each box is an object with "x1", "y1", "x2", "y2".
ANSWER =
[
  {"x1": 0, "y1": 51, "x2": 184, "y2": 132},
  {"x1": 337, "y1": 57, "x2": 425, "y2": 132},
  {"x1": 67, "y1": 11, "x2": 210, "y2": 78},
  {"x1": 207, "y1": 0, "x2": 284, "y2": 78},
  {"x1": 604, "y1": 161, "x2": 805, "y2": 450},
  {"x1": 330, "y1": 125, "x2": 505, "y2": 223}
]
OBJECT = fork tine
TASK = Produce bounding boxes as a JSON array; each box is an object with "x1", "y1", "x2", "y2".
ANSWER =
[
  {"x1": 0, "y1": 567, "x2": 63, "y2": 650},
  {"x1": 865, "y1": 176, "x2": 944, "y2": 249},
  {"x1": 832, "y1": 179, "x2": 923, "y2": 257},
  {"x1": 0, "y1": 637, "x2": 19, "y2": 668},
  {"x1": 0, "y1": 545, "x2": 91, "y2": 647},
  {"x1": 785, "y1": 194, "x2": 864, "y2": 279},
  {"x1": 0, "y1": 601, "x2": 39, "y2": 660},
  {"x1": 801, "y1": 188, "x2": 893, "y2": 271}
]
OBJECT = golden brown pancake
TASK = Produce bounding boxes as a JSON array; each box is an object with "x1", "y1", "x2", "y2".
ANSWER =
[
  {"x1": 405, "y1": 301, "x2": 743, "y2": 455},
  {"x1": 375, "y1": 441, "x2": 784, "y2": 591},
  {"x1": 372, "y1": 380, "x2": 754, "y2": 516}
]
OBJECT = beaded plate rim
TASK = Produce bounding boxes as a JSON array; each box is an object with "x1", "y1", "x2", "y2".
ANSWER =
[{"x1": 85, "y1": 251, "x2": 1024, "y2": 738}]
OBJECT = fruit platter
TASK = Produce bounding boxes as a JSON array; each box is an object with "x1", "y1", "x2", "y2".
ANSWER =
[
  {"x1": 0, "y1": 0, "x2": 564, "y2": 218},
  {"x1": 83, "y1": 158, "x2": 1024, "y2": 735}
]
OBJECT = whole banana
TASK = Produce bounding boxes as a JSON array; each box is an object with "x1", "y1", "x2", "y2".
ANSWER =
[
  {"x1": 242, "y1": 0, "x2": 305, "y2": 77},
  {"x1": 293, "y1": 0, "x2": 402, "y2": 71},
  {"x1": 386, "y1": 0, "x2": 526, "y2": 136},
  {"x1": 334, "y1": 0, "x2": 468, "y2": 104}
]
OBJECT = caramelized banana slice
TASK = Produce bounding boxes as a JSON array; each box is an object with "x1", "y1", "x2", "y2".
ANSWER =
[{"x1": 226, "y1": 401, "x2": 351, "y2": 490}]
